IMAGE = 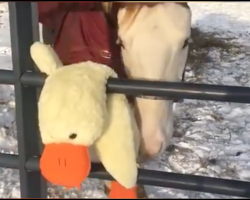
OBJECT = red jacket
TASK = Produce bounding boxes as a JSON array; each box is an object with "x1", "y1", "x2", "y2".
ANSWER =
[{"x1": 38, "y1": 2, "x2": 127, "y2": 78}]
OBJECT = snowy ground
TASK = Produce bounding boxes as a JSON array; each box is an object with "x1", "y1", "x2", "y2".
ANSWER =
[{"x1": 1, "y1": 2, "x2": 250, "y2": 199}]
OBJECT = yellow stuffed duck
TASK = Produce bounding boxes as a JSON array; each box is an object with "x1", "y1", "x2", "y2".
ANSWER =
[{"x1": 30, "y1": 42, "x2": 141, "y2": 198}]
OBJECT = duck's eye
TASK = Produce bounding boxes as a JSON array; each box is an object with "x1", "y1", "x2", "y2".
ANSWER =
[{"x1": 69, "y1": 133, "x2": 77, "y2": 139}]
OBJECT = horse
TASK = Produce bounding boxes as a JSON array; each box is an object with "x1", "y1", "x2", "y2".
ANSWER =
[{"x1": 116, "y1": 2, "x2": 192, "y2": 159}]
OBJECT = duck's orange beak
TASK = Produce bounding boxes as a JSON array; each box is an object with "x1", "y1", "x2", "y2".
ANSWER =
[{"x1": 40, "y1": 143, "x2": 91, "y2": 188}]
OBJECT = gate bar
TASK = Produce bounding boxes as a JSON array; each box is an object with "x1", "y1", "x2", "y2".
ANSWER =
[
  {"x1": 9, "y1": 2, "x2": 47, "y2": 198},
  {"x1": 0, "y1": 153, "x2": 250, "y2": 198},
  {"x1": 19, "y1": 71, "x2": 250, "y2": 103},
  {"x1": 24, "y1": 156, "x2": 250, "y2": 198},
  {"x1": 1, "y1": 69, "x2": 250, "y2": 103}
]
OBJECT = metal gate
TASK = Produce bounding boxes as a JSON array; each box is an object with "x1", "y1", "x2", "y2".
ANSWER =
[{"x1": 0, "y1": 2, "x2": 250, "y2": 198}]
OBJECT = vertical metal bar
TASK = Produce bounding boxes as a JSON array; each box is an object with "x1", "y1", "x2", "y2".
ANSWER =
[{"x1": 8, "y1": 2, "x2": 47, "y2": 198}]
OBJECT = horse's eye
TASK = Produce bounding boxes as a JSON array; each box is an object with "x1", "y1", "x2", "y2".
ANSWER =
[
  {"x1": 69, "y1": 133, "x2": 77, "y2": 139},
  {"x1": 182, "y1": 38, "x2": 189, "y2": 49}
]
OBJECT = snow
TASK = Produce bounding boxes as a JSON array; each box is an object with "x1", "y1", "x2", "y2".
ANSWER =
[{"x1": 1, "y1": 2, "x2": 250, "y2": 198}]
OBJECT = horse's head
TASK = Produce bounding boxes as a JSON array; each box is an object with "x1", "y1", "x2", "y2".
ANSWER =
[{"x1": 118, "y1": 2, "x2": 191, "y2": 158}]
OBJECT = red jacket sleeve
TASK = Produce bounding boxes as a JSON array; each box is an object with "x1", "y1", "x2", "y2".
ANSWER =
[{"x1": 37, "y1": 2, "x2": 93, "y2": 28}]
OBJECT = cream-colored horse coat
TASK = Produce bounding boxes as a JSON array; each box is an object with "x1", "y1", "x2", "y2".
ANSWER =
[{"x1": 118, "y1": 2, "x2": 191, "y2": 157}]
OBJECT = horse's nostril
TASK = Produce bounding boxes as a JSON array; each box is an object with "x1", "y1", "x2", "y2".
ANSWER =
[{"x1": 69, "y1": 133, "x2": 77, "y2": 139}]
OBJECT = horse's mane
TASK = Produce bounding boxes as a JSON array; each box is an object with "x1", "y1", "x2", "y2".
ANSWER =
[
  {"x1": 101, "y1": 2, "x2": 190, "y2": 36},
  {"x1": 101, "y1": 2, "x2": 114, "y2": 13},
  {"x1": 101, "y1": 2, "x2": 144, "y2": 14},
  {"x1": 101, "y1": 2, "x2": 190, "y2": 14}
]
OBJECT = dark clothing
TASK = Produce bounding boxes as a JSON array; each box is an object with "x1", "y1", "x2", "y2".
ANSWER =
[{"x1": 38, "y1": 2, "x2": 127, "y2": 78}]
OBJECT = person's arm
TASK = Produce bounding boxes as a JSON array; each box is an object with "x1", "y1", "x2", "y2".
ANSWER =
[
  {"x1": 38, "y1": 2, "x2": 93, "y2": 27},
  {"x1": 38, "y1": 2, "x2": 93, "y2": 45}
]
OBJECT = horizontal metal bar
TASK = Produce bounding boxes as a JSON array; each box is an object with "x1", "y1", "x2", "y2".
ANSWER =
[
  {"x1": 0, "y1": 153, "x2": 19, "y2": 169},
  {"x1": 0, "y1": 70, "x2": 15, "y2": 85},
  {"x1": 1, "y1": 69, "x2": 250, "y2": 103},
  {"x1": 0, "y1": 153, "x2": 249, "y2": 198}
]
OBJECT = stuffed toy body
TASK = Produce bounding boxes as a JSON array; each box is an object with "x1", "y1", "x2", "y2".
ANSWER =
[{"x1": 30, "y1": 42, "x2": 141, "y2": 198}]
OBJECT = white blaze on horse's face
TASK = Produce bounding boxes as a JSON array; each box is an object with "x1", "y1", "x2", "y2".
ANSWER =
[{"x1": 118, "y1": 3, "x2": 192, "y2": 158}]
